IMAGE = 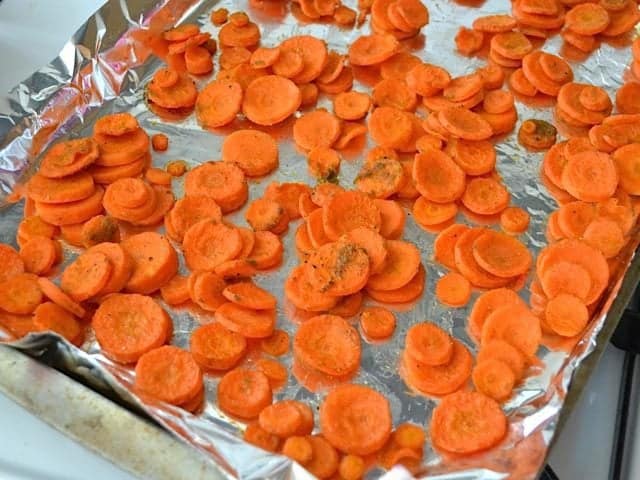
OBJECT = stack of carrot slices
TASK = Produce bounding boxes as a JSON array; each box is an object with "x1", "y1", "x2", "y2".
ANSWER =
[
  {"x1": 370, "y1": 0, "x2": 430, "y2": 40},
  {"x1": 162, "y1": 23, "x2": 215, "y2": 75},
  {"x1": 556, "y1": 82, "x2": 613, "y2": 128}
]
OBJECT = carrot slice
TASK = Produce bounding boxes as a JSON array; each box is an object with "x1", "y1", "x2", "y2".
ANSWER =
[
  {"x1": 244, "y1": 423, "x2": 280, "y2": 452},
  {"x1": 19, "y1": 236, "x2": 57, "y2": 276},
  {"x1": 402, "y1": 339, "x2": 472, "y2": 395},
  {"x1": 438, "y1": 107, "x2": 493, "y2": 141},
  {"x1": 280, "y1": 35, "x2": 328, "y2": 83},
  {"x1": 306, "y1": 241, "x2": 371, "y2": 296},
  {"x1": 413, "y1": 197, "x2": 457, "y2": 228},
  {"x1": 185, "y1": 161, "x2": 247, "y2": 213},
  {"x1": 320, "y1": 383, "x2": 391, "y2": 456},
  {"x1": 430, "y1": 391, "x2": 507, "y2": 454},
  {"x1": 473, "y1": 14, "x2": 517, "y2": 32},
  {"x1": 435, "y1": 272, "x2": 472, "y2": 307},
  {"x1": 333, "y1": 91, "x2": 371, "y2": 121},
  {"x1": 518, "y1": 119, "x2": 557, "y2": 151},
  {"x1": 413, "y1": 148, "x2": 466, "y2": 203},
  {"x1": 354, "y1": 157, "x2": 403, "y2": 199},
  {"x1": 462, "y1": 177, "x2": 510, "y2": 216},
  {"x1": 221, "y1": 129, "x2": 278, "y2": 177},
  {"x1": 121, "y1": 232, "x2": 178, "y2": 294},
  {"x1": 189, "y1": 322, "x2": 247, "y2": 371},
  {"x1": 245, "y1": 198, "x2": 289, "y2": 234},
  {"x1": 258, "y1": 329, "x2": 290, "y2": 357},
  {"x1": 189, "y1": 271, "x2": 226, "y2": 311},
  {"x1": 366, "y1": 263, "x2": 426, "y2": 303},
  {"x1": 293, "y1": 109, "x2": 342, "y2": 150},
  {"x1": 222, "y1": 281, "x2": 276, "y2": 310},
  {"x1": 294, "y1": 314, "x2": 361, "y2": 376},
  {"x1": 338, "y1": 455, "x2": 365, "y2": 480},
  {"x1": 615, "y1": 82, "x2": 640, "y2": 115},
  {"x1": 27, "y1": 171, "x2": 95, "y2": 205},
  {"x1": 0, "y1": 243, "x2": 25, "y2": 283},
  {"x1": 478, "y1": 339, "x2": 527, "y2": 380},
  {"x1": 366, "y1": 240, "x2": 420, "y2": 291},
  {"x1": 565, "y1": 3, "x2": 611, "y2": 35},
  {"x1": 0, "y1": 273, "x2": 42, "y2": 315},
  {"x1": 368, "y1": 106, "x2": 413, "y2": 148},
  {"x1": 281, "y1": 435, "x2": 313, "y2": 464},
  {"x1": 242, "y1": 75, "x2": 301, "y2": 126},
  {"x1": 612, "y1": 143, "x2": 640, "y2": 195},
  {"x1": 38, "y1": 138, "x2": 99, "y2": 179},
  {"x1": 545, "y1": 293, "x2": 589, "y2": 337},
  {"x1": 472, "y1": 230, "x2": 532, "y2": 278},
  {"x1": 33, "y1": 302, "x2": 83, "y2": 345},
  {"x1": 195, "y1": 80, "x2": 242, "y2": 128},
  {"x1": 307, "y1": 147, "x2": 340, "y2": 181},
  {"x1": 160, "y1": 274, "x2": 190, "y2": 306},
  {"x1": 468, "y1": 288, "x2": 526, "y2": 340},
  {"x1": 37, "y1": 277, "x2": 85, "y2": 318},
  {"x1": 455, "y1": 27, "x2": 484, "y2": 55},
  {"x1": 500, "y1": 206, "x2": 530, "y2": 234},
  {"x1": 327, "y1": 292, "x2": 363, "y2": 318},
  {"x1": 374, "y1": 199, "x2": 406, "y2": 239},
  {"x1": 406, "y1": 63, "x2": 451, "y2": 97},
  {"x1": 561, "y1": 150, "x2": 618, "y2": 202},
  {"x1": 491, "y1": 31, "x2": 533, "y2": 60},
  {"x1": 214, "y1": 302, "x2": 275, "y2": 338},
  {"x1": 259, "y1": 400, "x2": 307, "y2": 438},
  {"x1": 434, "y1": 224, "x2": 469, "y2": 271},
  {"x1": 359, "y1": 306, "x2": 396, "y2": 340},
  {"x1": 86, "y1": 242, "x2": 134, "y2": 297},
  {"x1": 306, "y1": 436, "x2": 340, "y2": 479},
  {"x1": 473, "y1": 358, "x2": 516, "y2": 402},
  {"x1": 60, "y1": 251, "x2": 111, "y2": 302},
  {"x1": 321, "y1": 190, "x2": 381, "y2": 240},
  {"x1": 345, "y1": 226, "x2": 387, "y2": 274},
  {"x1": 349, "y1": 34, "x2": 399, "y2": 66},
  {"x1": 35, "y1": 185, "x2": 105, "y2": 226},
  {"x1": 454, "y1": 228, "x2": 512, "y2": 289},
  {"x1": 93, "y1": 293, "x2": 171, "y2": 363},
  {"x1": 80, "y1": 215, "x2": 120, "y2": 247},
  {"x1": 246, "y1": 230, "x2": 283, "y2": 269},
  {"x1": 478, "y1": 64, "x2": 506, "y2": 90},
  {"x1": 405, "y1": 322, "x2": 453, "y2": 366},
  {"x1": 481, "y1": 303, "x2": 541, "y2": 358},
  {"x1": 509, "y1": 68, "x2": 538, "y2": 97},
  {"x1": 583, "y1": 217, "x2": 625, "y2": 258},
  {"x1": 165, "y1": 195, "x2": 222, "y2": 243}
]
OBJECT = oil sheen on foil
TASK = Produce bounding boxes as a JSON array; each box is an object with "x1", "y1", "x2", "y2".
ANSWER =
[{"x1": 0, "y1": 0, "x2": 638, "y2": 479}]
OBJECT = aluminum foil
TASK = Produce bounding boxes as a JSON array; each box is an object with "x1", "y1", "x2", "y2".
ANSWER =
[{"x1": 1, "y1": 0, "x2": 639, "y2": 478}]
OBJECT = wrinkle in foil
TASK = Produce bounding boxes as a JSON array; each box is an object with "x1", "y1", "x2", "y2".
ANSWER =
[{"x1": 0, "y1": 0, "x2": 639, "y2": 479}]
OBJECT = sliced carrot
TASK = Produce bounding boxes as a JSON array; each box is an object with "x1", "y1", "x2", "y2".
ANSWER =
[
  {"x1": 326, "y1": 292, "x2": 362, "y2": 318},
  {"x1": 561, "y1": 150, "x2": 618, "y2": 202},
  {"x1": 244, "y1": 423, "x2": 280, "y2": 452},
  {"x1": 613, "y1": 143, "x2": 640, "y2": 195},
  {"x1": 306, "y1": 436, "x2": 340, "y2": 479},
  {"x1": 333, "y1": 91, "x2": 371, "y2": 121},
  {"x1": 354, "y1": 157, "x2": 403, "y2": 199},
  {"x1": 189, "y1": 322, "x2": 246, "y2": 371},
  {"x1": 27, "y1": 171, "x2": 95, "y2": 205},
  {"x1": 246, "y1": 230, "x2": 283, "y2": 269},
  {"x1": 434, "y1": 224, "x2": 469, "y2": 271},
  {"x1": 80, "y1": 215, "x2": 120, "y2": 247},
  {"x1": 359, "y1": 306, "x2": 396, "y2": 340},
  {"x1": 294, "y1": 109, "x2": 342, "y2": 150},
  {"x1": 19, "y1": 236, "x2": 57, "y2": 276},
  {"x1": 518, "y1": 119, "x2": 557, "y2": 150},
  {"x1": 322, "y1": 190, "x2": 381, "y2": 240},
  {"x1": 473, "y1": 14, "x2": 517, "y2": 32},
  {"x1": 307, "y1": 147, "x2": 341, "y2": 181},
  {"x1": 279, "y1": 35, "x2": 328, "y2": 83},
  {"x1": 477, "y1": 339, "x2": 527, "y2": 379},
  {"x1": 282, "y1": 436, "x2": 313, "y2": 464},
  {"x1": 430, "y1": 391, "x2": 507, "y2": 454},
  {"x1": 255, "y1": 358, "x2": 288, "y2": 389},
  {"x1": 462, "y1": 177, "x2": 510, "y2": 216},
  {"x1": 556, "y1": 201, "x2": 596, "y2": 239},
  {"x1": 294, "y1": 314, "x2": 361, "y2": 375},
  {"x1": 38, "y1": 138, "x2": 99, "y2": 179},
  {"x1": 545, "y1": 293, "x2": 589, "y2": 337},
  {"x1": 406, "y1": 63, "x2": 451, "y2": 97},
  {"x1": 320, "y1": 384, "x2": 391, "y2": 455},
  {"x1": 35, "y1": 185, "x2": 105, "y2": 226},
  {"x1": 219, "y1": 46, "x2": 251, "y2": 71},
  {"x1": 366, "y1": 264, "x2": 426, "y2": 303},
  {"x1": 455, "y1": 27, "x2": 484, "y2": 55},
  {"x1": 472, "y1": 359, "x2": 516, "y2": 402},
  {"x1": 0, "y1": 273, "x2": 42, "y2": 315},
  {"x1": 477, "y1": 64, "x2": 505, "y2": 90},
  {"x1": 482, "y1": 90, "x2": 515, "y2": 115},
  {"x1": 405, "y1": 322, "x2": 453, "y2": 366},
  {"x1": 33, "y1": 302, "x2": 83, "y2": 345},
  {"x1": 481, "y1": 303, "x2": 541, "y2": 358},
  {"x1": 413, "y1": 197, "x2": 457, "y2": 229},
  {"x1": 222, "y1": 281, "x2": 277, "y2": 310},
  {"x1": 366, "y1": 240, "x2": 420, "y2": 291},
  {"x1": 60, "y1": 251, "x2": 111, "y2": 302},
  {"x1": 478, "y1": 108, "x2": 518, "y2": 136},
  {"x1": 557, "y1": 83, "x2": 612, "y2": 126},
  {"x1": 245, "y1": 198, "x2": 289, "y2": 234},
  {"x1": 412, "y1": 148, "x2": 466, "y2": 203},
  {"x1": 565, "y1": 3, "x2": 610, "y2": 35},
  {"x1": 195, "y1": 80, "x2": 242, "y2": 129},
  {"x1": 147, "y1": 69, "x2": 198, "y2": 110},
  {"x1": 93, "y1": 293, "x2": 171, "y2": 363},
  {"x1": 306, "y1": 241, "x2": 370, "y2": 296},
  {"x1": 165, "y1": 195, "x2": 222, "y2": 243},
  {"x1": 86, "y1": 242, "x2": 133, "y2": 297},
  {"x1": 615, "y1": 82, "x2": 640, "y2": 115},
  {"x1": 583, "y1": 217, "x2": 625, "y2": 258},
  {"x1": 435, "y1": 272, "x2": 471, "y2": 308},
  {"x1": 375, "y1": 199, "x2": 406, "y2": 239},
  {"x1": 438, "y1": 107, "x2": 493, "y2": 141},
  {"x1": 368, "y1": 106, "x2": 413, "y2": 148},
  {"x1": 472, "y1": 230, "x2": 532, "y2": 278},
  {"x1": 151, "y1": 133, "x2": 169, "y2": 152},
  {"x1": 509, "y1": 68, "x2": 538, "y2": 97},
  {"x1": 188, "y1": 271, "x2": 227, "y2": 312},
  {"x1": 454, "y1": 228, "x2": 512, "y2": 289},
  {"x1": 159, "y1": 274, "x2": 190, "y2": 306},
  {"x1": 500, "y1": 206, "x2": 530, "y2": 234},
  {"x1": 17, "y1": 216, "x2": 57, "y2": 246},
  {"x1": 121, "y1": 232, "x2": 178, "y2": 294},
  {"x1": 89, "y1": 154, "x2": 148, "y2": 185},
  {"x1": 338, "y1": 455, "x2": 365, "y2": 480},
  {"x1": 182, "y1": 220, "x2": 242, "y2": 271},
  {"x1": 242, "y1": 75, "x2": 301, "y2": 126},
  {"x1": 0, "y1": 243, "x2": 25, "y2": 283},
  {"x1": 264, "y1": 182, "x2": 311, "y2": 220},
  {"x1": 214, "y1": 302, "x2": 275, "y2": 338},
  {"x1": 258, "y1": 329, "x2": 289, "y2": 358},
  {"x1": 249, "y1": 46, "x2": 280, "y2": 69},
  {"x1": 259, "y1": 400, "x2": 307, "y2": 438},
  {"x1": 345, "y1": 226, "x2": 387, "y2": 275},
  {"x1": 37, "y1": 277, "x2": 85, "y2": 318},
  {"x1": 218, "y1": 367, "x2": 273, "y2": 419},
  {"x1": 348, "y1": 34, "x2": 399, "y2": 66},
  {"x1": 402, "y1": 339, "x2": 472, "y2": 395},
  {"x1": 491, "y1": 31, "x2": 533, "y2": 60}
]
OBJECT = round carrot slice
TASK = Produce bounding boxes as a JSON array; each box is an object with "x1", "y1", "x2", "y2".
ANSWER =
[
  {"x1": 322, "y1": 190, "x2": 381, "y2": 240},
  {"x1": 222, "y1": 282, "x2": 276, "y2": 310},
  {"x1": 482, "y1": 90, "x2": 515, "y2": 115},
  {"x1": 293, "y1": 109, "x2": 342, "y2": 150},
  {"x1": 320, "y1": 384, "x2": 392, "y2": 455},
  {"x1": 612, "y1": 143, "x2": 640, "y2": 195},
  {"x1": 472, "y1": 14, "x2": 517, "y2": 32},
  {"x1": 434, "y1": 224, "x2": 469, "y2": 270},
  {"x1": 221, "y1": 129, "x2": 278, "y2": 177},
  {"x1": 243, "y1": 423, "x2": 279, "y2": 453},
  {"x1": 33, "y1": 301, "x2": 83, "y2": 345},
  {"x1": 541, "y1": 261, "x2": 592, "y2": 302},
  {"x1": 366, "y1": 264, "x2": 426, "y2": 304},
  {"x1": 214, "y1": 302, "x2": 275, "y2": 338},
  {"x1": 565, "y1": 3, "x2": 611, "y2": 35},
  {"x1": 544, "y1": 293, "x2": 589, "y2": 337},
  {"x1": 189, "y1": 271, "x2": 226, "y2": 311},
  {"x1": 60, "y1": 251, "x2": 112, "y2": 302},
  {"x1": 454, "y1": 228, "x2": 512, "y2": 289},
  {"x1": 359, "y1": 306, "x2": 396, "y2": 340},
  {"x1": 306, "y1": 241, "x2": 371, "y2": 296},
  {"x1": 246, "y1": 230, "x2": 284, "y2": 269},
  {"x1": 366, "y1": 240, "x2": 421, "y2": 291},
  {"x1": 306, "y1": 436, "x2": 339, "y2": 479},
  {"x1": 121, "y1": 232, "x2": 178, "y2": 294},
  {"x1": 468, "y1": 288, "x2": 526, "y2": 340},
  {"x1": 338, "y1": 455, "x2": 365, "y2": 480},
  {"x1": 461, "y1": 177, "x2": 510, "y2": 216},
  {"x1": 443, "y1": 74, "x2": 484, "y2": 103},
  {"x1": 259, "y1": 401, "x2": 306, "y2": 438},
  {"x1": 472, "y1": 230, "x2": 532, "y2": 278},
  {"x1": 558, "y1": 83, "x2": 611, "y2": 126},
  {"x1": 561, "y1": 150, "x2": 618, "y2": 202},
  {"x1": 184, "y1": 162, "x2": 247, "y2": 213},
  {"x1": 481, "y1": 304, "x2": 541, "y2": 358},
  {"x1": 413, "y1": 197, "x2": 458, "y2": 227},
  {"x1": 406, "y1": 63, "x2": 451, "y2": 97},
  {"x1": 81, "y1": 215, "x2": 120, "y2": 247},
  {"x1": 472, "y1": 359, "x2": 515, "y2": 402},
  {"x1": 348, "y1": 34, "x2": 399, "y2": 66},
  {"x1": 167, "y1": 195, "x2": 222, "y2": 244},
  {"x1": 0, "y1": 273, "x2": 42, "y2": 315},
  {"x1": 346, "y1": 227, "x2": 387, "y2": 274},
  {"x1": 402, "y1": 340, "x2": 472, "y2": 395},
  {"x1": 242, "y1": 75, "x2": 302, "y2": 126},
  {"x1": 355, "y1": 157, "x2": 404, "y2": 199},
  {"x1": 35, "y1": 185, "x2": 105, "y2": 226},
  {"x1": 135, "y1": 346, "x2": 202, "y2": 406},
  {"x1": 500, "y1": 207, "x2": 530, "y2": 234},
  {"x1": 93, "y1": 293, "x2": 171, "y2": 363},
  {"x1": 37, "y1": 277, "x2": 85, "y2": 318},
  {"x1": 490, "y1": 31, "x2": 533, "y2": 59},
  {"x1": 307, "y1": 146, "x2": 341, "y2": 180},
  {"x1": 405, "y1": 322, "x2": 453, "y2": 366},
  {"x1": 294, "y1": 314, "x2": 361, "y2": 376},
  {"x1": 333, "y1": 91, "x2": 371, "y2": 121},
  {"x1": 518, "y1": 119, "x2": 557, "y2": 151},
  {"x1": 478, "y1": 64, "x2": 505, "y2": 90},
  {"x1": 430, "y1": 391, "x2": 507, "y2": 454},
  {"x1": 435, "y1": 272, "x2": 472, "y2": 307},
  {"x1": 583, "y1": 217, "x2": 625, "y2": 258},
  {"x1": 19, "y1": 236, "x2": 57, "y2": 276},
  {"x1": 368, "y1": 106, "x2": 413, "y2": 148},
  {"x1": 27, "y1": 172, "x2": 95, "y2": 204},
  {"x1": 0, "y1": 244, "x2": 25, "y2": 283},
  {"x1": 456, "y1": 27, "x2": 484, "y2": 55},
  {"x1": 39, "y1": 138, "x2": 99, "y2": 179},
  {"x1": 280, "y1": 35, "x2": 328, "y2": 84},
  {"x1": 413, "y1": 148, "x2": 466, "y2": 203},
  {"x1": 260, "y1": 329, "x2": 290, "y2": 357},
  {"x1": 190, "y1": 322, "x2": 247, "y2": 371},
  {"x1": 183, "y1": 220, "x2": 242, "y2": 271},
  {"x1": 438, "y1": 107, "x2": 493, "y2": 141},
  {"x1": 195, "y1": 80, "x2": 242, "y2": 128},
  {"x1": 218, "y1": 368, "x2": 272, "y2": 419},
  {"x1": 160, "y1": 274, "x2": 190, "y2": 306},
  {"x1": 477, "y1": 339, "x2": 527, "y2": 379},
  {"x1": 285, "y1": 265, "x2": 339, "y2": 312},
  {"x1": 615, "y1": 82, "x2": 640, "y2": 115},
  {"x1": 86, "y1": 242, "x2": 134, "y2": 297}
]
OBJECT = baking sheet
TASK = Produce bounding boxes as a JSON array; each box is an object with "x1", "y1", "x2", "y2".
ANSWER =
[{"x1": 1, "y1": 0, "x2": 639, "y2": 478}]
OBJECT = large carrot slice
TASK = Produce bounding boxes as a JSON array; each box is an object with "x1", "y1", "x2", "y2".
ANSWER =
[
  {"x1": 184, "y1": 162, "x2": 247, "y2": 213},
  {"x1": 86, "y1": 242, "x2": 134, "y2": 297},
  {"x1": 472, "y1": 359, "x2": 516, "y2": 402},
  {"x1": 294, "y1": 314, "x2": 361, "y2": 376},
  {"x1": 477, "y1": 339, "x2": 527, "y2": 379},
  {"x1": 468, "y1": 288, "x2": 527, "y2": 340},
  {"x1": 242, "y1": 75, "x2": 302, "y2": 126},
  {"x1": 217, "y1": 368, "x2": 272, "y2": 419},
  {"x1": 322, "y1": 190, "x2": 381, "y2": 240},
  {"x1": 462, "y1": 177, "x2": 510, "y2": 216},
  {"x1": 305, "y1": 241, "x2": 370, "y2": 296},
  {"x1": 183, "y1": 220, "x2": 242, "y2": 271},
  {"x1": 402, "y1": 339, "x2": 472, "y2": 395},
  {"x1": 36, "y1": 185, "x2": 105, "y2": 226},
  {"x1": 366, "y1": 240, "x2": 420, "y2": 291},
  {"x1": 481, "y1": 304, "x2": 541, "y2": 358},
  {"x1": 38, "y1": 138, "x2": 99, "y2": 179},
  {"x1": 60, "y1": 251, "x2": 112, "y2": 302},
  {"x1": 27, "y1": 172, "x2": 95, "y2": 204},
  {"x1": 221, "y1": 129, "x2": 278, "y2": 177},
  {"x1": 349, "y1": 34, "x2": 399, "y2": 65},
  {"x1": 471, "y1": 230, "x2": 532, "y2": 278},
  {"x1": 121, "y1": 232, "x2": 178, "y2": 294},
  {"x1": 430, "y1": 391, "x2": 507, "y2": 454},
  {"x1": 246, "y1": 231, "x2": 283, "y2": 269},
  {"x1": 93, "y1": 293, "x2": 172, "y2": 363},
  {"x1": 435, "y1": 272, "x2": 472, "y2": 307},
  {"x1": 413, "y1": 148, "x2": 466, "y2": 203},
  {"x1": 33, "y1": 302, "x2": 83, "y2": 345},
  {"x1": 189, "y1": 322, "x2": 247, "y2": 371},
  {"x1": 306, "y1": 435, "x2": 340, "y2": 479},
  {"x1": 454, "y1": 228, "x2": 512, "y2": 289},
  {"x1": 561, "y1": 150, "x2": 618, "y2": 202}
]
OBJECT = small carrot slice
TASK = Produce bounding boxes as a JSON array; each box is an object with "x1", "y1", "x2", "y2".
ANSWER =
[
  {"x1": 615, "y1": 82, "x2": 640, "y2": 114},
  {"x1": 368, "y1": 106, "x2": 414, "y2": 148},
  {"x1": 359, "y1": 306, "x2": 396, "y2": 340},
  {"x1": 366, "y1": 264, "x2": 426, "y2": 303},
  {"x1": 294, "y1": 314, "x2": 361, "y2": 376},
  {"x1": 160, "y1": 274, "x2": 190, "y2": 306},
  {"x1": 60, "y1": 251, "x2": 111, "y2": 302},
  {"x1": 583, "y1": 217, "x2": 625, "y2": 259},
  {"x1": 183, "y1": 220, "x2": 242, "y2": 271},
  {"x1": 462, "y1": 177, "x2": 510, "y2": 216},
  {"x1": 402, "y1": 340, "x2": 472, "y2": 396},
  {"x1": 93, "y1": 293, "x2": 171, "y2": 363},
  {"x1": 346, "y1": 227, "x2": 387, "y2": 274},
  {"x1": 333, "y1": 91, "x2": 371, "y2": 120},
  {"x1": 122, "y1": 232, "x2": 178, "y2": 294},
  {"x1": 165, "y1": 195, "x2": 222, "y2": 243},
  {"x1": 500, "y1": 207, "x2": 530, "y2": 234},
  {"x1": 260, "y1": 329, "x2": 290, "y2": 357},
  {"x1": 406, "y1": 63, "x2": 451, "y2": 97},
  {"x1": 413, "y1": 197, "x2": 458, "y2": 228},
  {"x1": 472, "y1": 359, "x2": 516, "y2": 402},
  {"x1": 246, "y1": 231, "x2": 284, "y2": 269},
  {"x1": 37, "y1": 277, "x2": 85, "y2": 318},
  {"x1": 86, "y1": 242, "x2": 134, "y2": 297},
  {"x1": 189, "y1": 322, "x2": 246, "y2": 371},
  {"x1": 0, "y1": 273, "x2": 42, "y2": 315},
  {"x1": 20, "y1": 237, "x2": 57, "y2": 276},
  {"x1": 355, "y1": 157, "x2": 404, "y2": 199},
  {"x1": 214, "y1": 302, "x2": 275, "y2": 338},
  {"x1": 217, "y1": 368, "x2": 272, "y2": 419},
  {"x1": 222, "y1": 281, "x2": 277, "y2": 310},
  {"x1": 405, "y1": 322, "x2": 453, "y2": 366},
  {"x1": 306, "y1": 241, "x2": 371, "y2": 296},
  {"x1": 376, "y1": 199, "x2": 405, "y2": 239},
  {"x1": 242, "y1": 75, "x2": 302, "y2": 126},
  {"x1": 33, "y1": 302, "x2": 83, "y2": 345},
  {"x1": 473, "y1": 14, "x2": 517, "y2": 32},
  {"x1": 245, "y1": 198, "x2": 289, "y2": 234},
  {"x1": 259, "y1": 401, "x2": 305, "y2": 438},
  {"x1": 151, "y1": 133, "x2": 168, "y2": 152},
  {"x1": 544, "y1": 293, "x2": 589, "y2": 337},
  {"x1": 307, "y1": 147, "x2": 341, "y2": 180},
  {"x1": 27, "y1": 172, "x2": 95, "y2": 204},
  {"x1": 435, "y1": 272, "x2": 472, "y2": 307},
  {"x1": 565, "y1": 3, "x2": 611, "y2": 35},
  {"x1": 430, "y1": 391, "x2": 507, "y2": 454},
  {"x1": 454, "y1": 229, "x2": 511, "y2": 289},
  {"x1": 434, "y1": 224, "x2": 469, "y2": 271},
  {"x1": 612, "y1": 143, "x2": 640, "y2": 195},
  {"x1": 366, "y1": 240, "x2": 420, "y2": 291},
  {"x1": 455, "y1": 27, "x2": 484, "y2": 55},
  {"x1": 320, "y1": 384, "x2": 392, "y2": 455},
  {"x1": 306, "y1": 435, "x2": 340, "y2": 479},
  {"x1": 35, "y1": 186, "x2": 105, "y2": 226},
  {"x1": 285, "y1": 266, "x2": 339, "y2": 312},
  {"x1": 282, "y1": 436, "x2": 313, "y2": 464},
  {"x1": 243, "y1": 423, "x2": 279, "y2": 453},
  {"x1": 518, "y1": 119, "x2": 557, "y2": 150},
  {"x1": 81, "y1": 215, "x2": 120, "y2": 247},
  {"x1": 256, "y1": 358, "x2": 288, "y2": 388}
]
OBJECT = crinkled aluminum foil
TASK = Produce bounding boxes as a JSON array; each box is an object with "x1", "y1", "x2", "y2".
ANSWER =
[{"x1": 1, "y1": 0, "x2": 639, "y2": 478}]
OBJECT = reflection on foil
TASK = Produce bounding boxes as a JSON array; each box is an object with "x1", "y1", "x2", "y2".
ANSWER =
[{"x1": 1, "y1": 0, "x2": 639, "y2": 479}]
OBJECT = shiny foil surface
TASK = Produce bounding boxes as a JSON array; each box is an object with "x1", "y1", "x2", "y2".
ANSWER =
[{"x1": 1, "y1": 0, "x2": 639, "y2": 478}]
